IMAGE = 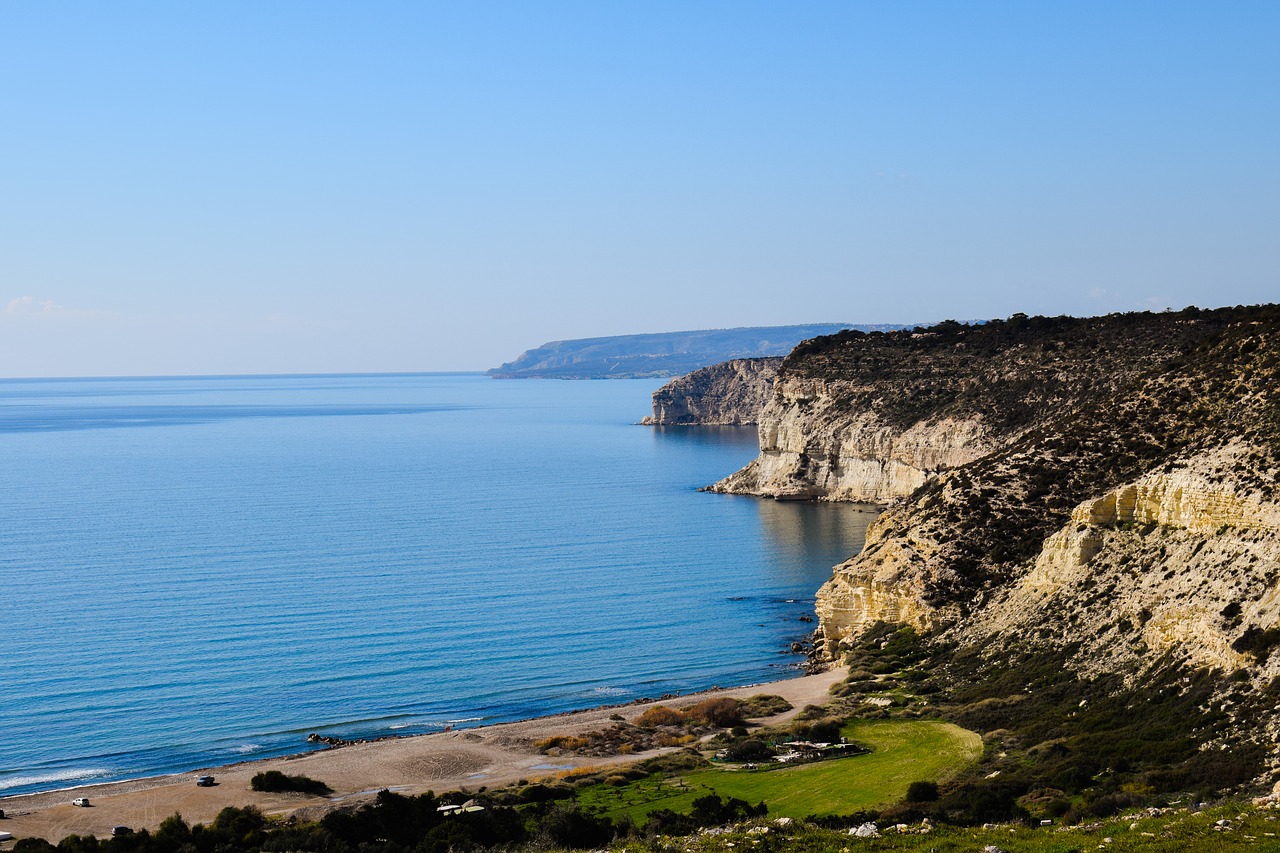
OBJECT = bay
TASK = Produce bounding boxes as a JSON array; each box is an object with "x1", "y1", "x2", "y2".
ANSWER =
[{"x1": 0, "y1": 373, "x2": 876, "y2": 796}]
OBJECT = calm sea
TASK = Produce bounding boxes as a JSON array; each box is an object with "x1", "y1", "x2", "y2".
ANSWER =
[{"x1": 0, "y1": 373, "x2": 875, "y2": 797}]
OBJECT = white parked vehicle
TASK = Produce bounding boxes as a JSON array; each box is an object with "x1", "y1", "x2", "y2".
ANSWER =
[{"x1": 72, "y1": 797, "x2": 90, "y2": 807}]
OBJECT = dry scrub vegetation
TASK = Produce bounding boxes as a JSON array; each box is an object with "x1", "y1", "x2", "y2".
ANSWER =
[{"x1": 530, "y1": 696, "x2": 791, "y2": 757}]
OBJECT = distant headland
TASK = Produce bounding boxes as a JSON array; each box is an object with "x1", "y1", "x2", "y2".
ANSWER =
[{"x1": 488, "y1": 324, "x2": 906, "y2": 379}]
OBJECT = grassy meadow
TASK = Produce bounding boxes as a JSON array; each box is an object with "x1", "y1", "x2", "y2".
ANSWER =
[{"x1": 577, "y1": 719, "x2": 982, "y2": 822}]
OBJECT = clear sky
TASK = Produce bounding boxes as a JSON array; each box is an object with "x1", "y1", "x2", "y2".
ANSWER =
[{"x1": 2, "y1": 2, "x2": 1277, "y2": 376}]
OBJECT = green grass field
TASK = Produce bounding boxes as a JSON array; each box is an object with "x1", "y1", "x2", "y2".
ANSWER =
[{"x1": 579, "y1": 719, "x2": 982, "y2": 821}]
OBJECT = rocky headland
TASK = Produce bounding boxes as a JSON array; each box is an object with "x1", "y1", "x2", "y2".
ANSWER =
[
  {"x1": 695, "y1": 306, "x2": 1280, "y2": 795},
  {"x1": 641, "y1": 357, "x2": 781, "y2": 425}
]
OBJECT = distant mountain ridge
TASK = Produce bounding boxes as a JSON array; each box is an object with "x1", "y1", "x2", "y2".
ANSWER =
[{"x1": 488, "y1": 324, "x2": 906, "y2": 379}]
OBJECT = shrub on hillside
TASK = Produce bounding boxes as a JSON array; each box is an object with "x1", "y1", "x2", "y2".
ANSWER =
[
  {"x1": 249, "y1": 770, "x2": 332, "y2": 796},
  {"x1": 532, "y1": 803, "x2": 616, "y2": 849},
  {"x1": 533, "y1": 734, "x2": 591, "y2": 752},
  {"x1": 635, "y1": 705, "x2": 685, "y2": 728},
  {"x1": 635, "y1": 748, "x2": 708, "y2": 774},
  {"x1": 721, "y1": 737, "x2": 774, "y2": 762},
  {"x1": 791, "y1": 718, "x2": 844, "y2": 743},
  {"x1": 642, "y1": 795, "x2": 766, "y2": 838},
  {"x1": 739, "y1": 694, "x2": 793, "y2": 717},
  {"x1": 1085, "y1": 791, "x2": 1143, "y2": 818},
  {"x1": 683, "y1": 698, "x2": 746, "y2": 727},
  {"x1": 905, "y1": 780, "x2": 939, "y2": 802}
]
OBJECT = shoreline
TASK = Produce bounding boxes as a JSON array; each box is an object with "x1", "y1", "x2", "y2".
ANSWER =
[
  {"x1": 0, "y1": 665, "x2": 847, "y2": 845},
  {"x1": 1, "y1": 667, "x2": 812, "y2": 801}
]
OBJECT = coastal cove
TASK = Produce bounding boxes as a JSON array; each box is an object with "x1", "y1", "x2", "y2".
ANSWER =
[{"x1": 1, "y1": 373, "x2": 879, "y2": 798}]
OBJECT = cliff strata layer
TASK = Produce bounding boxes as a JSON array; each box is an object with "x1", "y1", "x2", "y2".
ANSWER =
[{"x1": 714, "y1": 394, "x2": 990, "y2": 500}]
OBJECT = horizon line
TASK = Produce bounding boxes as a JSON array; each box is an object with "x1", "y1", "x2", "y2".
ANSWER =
[{"x1": 0, "y1": 369, "x2": 491, "y2": 383}]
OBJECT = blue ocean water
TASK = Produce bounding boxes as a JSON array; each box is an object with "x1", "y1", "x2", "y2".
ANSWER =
[{"x1": 0, "y1": 374, "x2": 876, "y2": 797}]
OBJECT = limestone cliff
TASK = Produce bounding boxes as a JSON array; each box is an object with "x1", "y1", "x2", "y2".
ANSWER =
[
  {"x1": 963, "y1": 444, "x2": 1280, "y2": 667},
  {"x1": 801, "y1": 309, "x2": 1280, "y2": 660},
  {"x1": 820, "y1": 444, "x2": 1280, "y2": 673},
  {"x1": 713, "y1": 382, "x2": 991, "y2": 500},
  {"x1": 711, "y1": 314, "x2": 1188, "y2": 503},
  {"x1": 641, "y1": 358, "x2": 781, "y2": 425},
  {"x1": 713, "y1": 306, "x2": 1280, "y2": 780}
]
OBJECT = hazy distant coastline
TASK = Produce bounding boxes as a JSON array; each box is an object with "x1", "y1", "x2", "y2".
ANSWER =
[{"x1": 488, "y1": 324, "x2": 907, "y2": 379}]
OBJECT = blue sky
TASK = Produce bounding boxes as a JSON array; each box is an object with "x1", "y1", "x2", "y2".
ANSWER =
[{"x1": 2, "y1": 2, "x2": 1277, "y2": 376}]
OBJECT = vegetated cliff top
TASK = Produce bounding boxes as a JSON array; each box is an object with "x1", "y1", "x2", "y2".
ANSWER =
[
  {"x1": 783, "y1": 306, "x2": 1280, "y2": 443},
  {"x1": 488, "y1": 323, "x2": 905, "y2": 379}
]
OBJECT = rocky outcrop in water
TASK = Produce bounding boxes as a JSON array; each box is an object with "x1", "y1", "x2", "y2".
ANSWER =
[{"x1": 641, "y1": 358, "x2": 781, "y2": 425}]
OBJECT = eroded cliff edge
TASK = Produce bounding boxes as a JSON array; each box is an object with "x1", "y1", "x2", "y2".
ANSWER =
[
  {"x1": 641, "y1": 358, "x2": 781, "y2": 425},
  {"x1": 710, "y1": 307, "x2": 1280, "y2": 783}
]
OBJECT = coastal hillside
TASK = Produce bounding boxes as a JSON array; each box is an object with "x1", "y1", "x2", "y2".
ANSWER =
[
  {"x1": 705, "y1": 305, "x2": 1280, "y2": 801},
  {"x1": 488, "y1": 324, "x2": 902, "y2": 379}
]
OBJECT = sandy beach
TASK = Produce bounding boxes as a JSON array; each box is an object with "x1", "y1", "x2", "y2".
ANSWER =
[{"x1": 0, "y1": 667, "x2": 846, "y2": 844}]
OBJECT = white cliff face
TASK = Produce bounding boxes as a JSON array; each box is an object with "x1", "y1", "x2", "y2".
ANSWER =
[
  {"x1": 641, "y1": 358, "x2": 780, "y2": 426},
  {"x1": 728, "y1": 370, "x2": 1280, "y2": 682},
  {"x1": 1071, "y1": 472, "x2": 1280, "y2": 533},
  {"x1": 975, "y1": 451, "x2": 1280, "y2": 674},
  {"x1": 812, "y1": 468, "x2": 973, "y2": 654},
  {"x1": 714, "y1": 377, "x2": 993, "y2": 501},
  {"x1": 700, "y1": 310, "x2": 1280, "y2": 781},
  {"x1": 817, "y1": 444, "x2": 1280, "y2": 677},
  {"x1": 681, "y1": 315, "x2": 1280, "y2": 711},
  {"x1": 814, "y1": 511, "x2": 941, "y2": 645}
]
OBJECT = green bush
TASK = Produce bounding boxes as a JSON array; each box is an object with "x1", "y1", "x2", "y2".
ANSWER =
[
  {"x1": 532, "y1": 803, "x2": 615, "y2": 849},
  {"x1": 249, "y1": 770, "x2": 332, "y2": 796},
  {"x1": 739, "y1": 694, "x2": 793, "y2": 717},
  {"x1": 635, "y1": 748, "x2": 709, "y2": 774},
  {"x1": 634, "y1": 705, "x2": 684, "y2": 728},
  {"x1": 791, "y1": 718, "x2": 844, "y2": 743},
  {"x1": 721, "y1": 737, "x2": 774, "y2": 762},
  {"x1": 683, "y1": 697, "x2": 746, "y2": 727},
  {"x1": 905, "y1": 780, "x2": 939, "y2": 802}
]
